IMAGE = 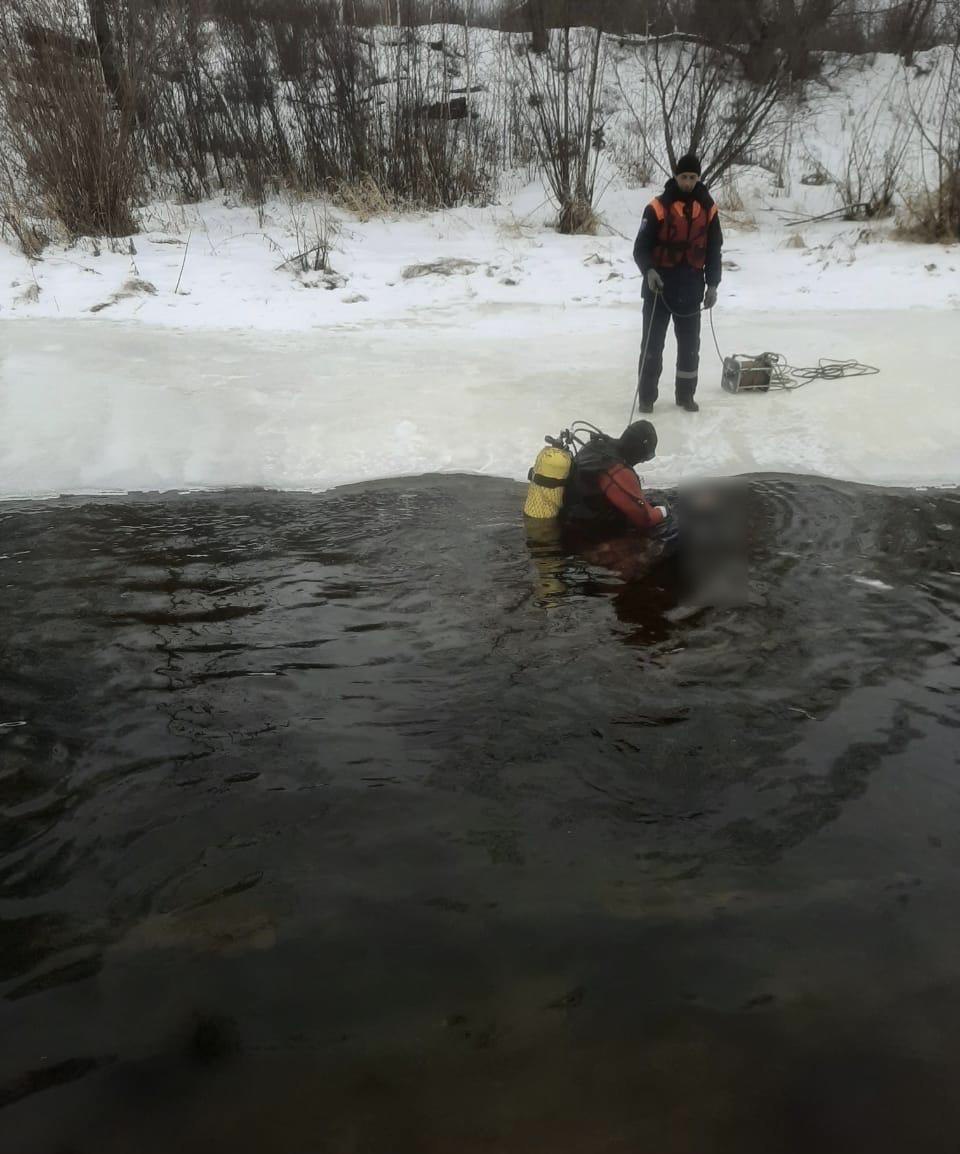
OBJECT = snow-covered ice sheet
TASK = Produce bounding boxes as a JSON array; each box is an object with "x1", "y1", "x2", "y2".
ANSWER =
[{"x1": 1, "y1": 306, "x2": 957, "y2": 499}]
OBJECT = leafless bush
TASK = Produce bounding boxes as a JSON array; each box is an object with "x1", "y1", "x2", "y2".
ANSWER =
[
  {"x1": 717, "y1": 170, "x2": 744, "y2": 212},
  {"x1": 137, "y1": 0, "x2": 375, "y2": 203},
  {"x1": 813, "y1": 87, "x2": 916, "y2": 219},
  {"x1": 210, "y1": 1, "x2": 297, "y2": 201},
  {"x1": 140, "y1": 2, "x2": 215, "y2": 201},
  {"x1": 608, "y1": 116, "x2": 656, "y2": 188},
  {"x1": 295, "y1": 13, "x2": 380, "y2": 192},
  {"x1": 902, "y1": 34, "x2": 960, "y2": 239},
  {"x1": 520, "y1": 22, "x2": 606, "y2": 233},
  {"x1": 0, "y1": 0, "x2": 142, "y2": 238},
  {"x1": 280, "y1": 194, "x2": 339, "y2": 272},
  {"x1": 901, "y1": 173, "x2": 960, "y2": 238},
  {"x1": 376, "y1": 22, "x2": 497, "y2": 207},
  {"x1": 0, "y1": 0, "x2": 505, "y2": 222},
  {"x1": 167, "y1": 4, "x2": 499, "y2": 209}
]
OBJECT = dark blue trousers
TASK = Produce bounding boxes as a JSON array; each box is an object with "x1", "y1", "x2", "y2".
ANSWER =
[{"x1": 638, "y1": 294, "x2": 702, "y2": 405}]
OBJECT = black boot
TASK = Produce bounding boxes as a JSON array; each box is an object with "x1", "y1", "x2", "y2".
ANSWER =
[
  {"x1": 677, "y1": 397, "x2": 699, "y2": 412},
  {"x1": 639, "y1": 401, "x2": 654, "y2": 414}
]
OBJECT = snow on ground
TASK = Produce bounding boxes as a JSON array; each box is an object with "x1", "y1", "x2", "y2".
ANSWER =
[
  {"x1": 0, "y1": 182, "x2": 957, "y2": 332},
  {"x1": 1, "y1": 177, "x2": 958, "y2": 499},
  {"x1": 0, "y1": 44, "x2": 958, "y2": 498}
]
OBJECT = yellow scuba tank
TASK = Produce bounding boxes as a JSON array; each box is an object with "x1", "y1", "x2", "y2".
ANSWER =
[{"x1": 523, "y1": 444, "x2": 573, "y2": 519}]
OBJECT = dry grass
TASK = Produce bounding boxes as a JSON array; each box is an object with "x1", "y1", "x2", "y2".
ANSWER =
[
  {"x1": 0, "y1": 199, "x2": 51, "y2": 257},
  {"x1": 717, "y1": 174, "x2": 745, "y2": 213},
  {"x1": 721, "y1": 208, "x2": 759, "y2": 232},
  {"x1": 897, "y1": 177, "x2": 960, "y2": 242},
  {"x1": 332, "y1": 174, "x2": 399, "y2": 221},
  {"x1": 558, "y1": 199, "x2": 601, "y2": 235},
  {"x1": 495, "y1": 209, "x2": 544, "y2": 240}
]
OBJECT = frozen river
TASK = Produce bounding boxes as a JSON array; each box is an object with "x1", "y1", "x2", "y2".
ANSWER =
[{"x1": 2, "y1": 308, "x2": 958, "y2": 498}]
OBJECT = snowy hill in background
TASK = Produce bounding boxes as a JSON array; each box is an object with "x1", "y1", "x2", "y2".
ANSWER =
[
  {"x1": 1, "y1": 36, "x2": 956, "y2": 330},
  {"x1": 0, "y1": 38, "x2": 958, "y2": 497}
]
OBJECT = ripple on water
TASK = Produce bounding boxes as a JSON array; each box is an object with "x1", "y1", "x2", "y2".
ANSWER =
[{"x1": 0, "y1": 475, "x2": 959, "y2": 1153}]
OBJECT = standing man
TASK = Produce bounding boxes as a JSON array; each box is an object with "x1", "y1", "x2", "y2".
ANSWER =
[{"x1": 632, "y1": 153, "x2": 723, "y2": 413}]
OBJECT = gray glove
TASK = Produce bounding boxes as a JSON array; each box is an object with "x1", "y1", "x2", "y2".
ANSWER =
[
  {"x1": 646, "y1": 268, "x2": 664, "y2": 293},
  {"x1": 704, "y1": 285, "x2": 718, "y2": 309}
]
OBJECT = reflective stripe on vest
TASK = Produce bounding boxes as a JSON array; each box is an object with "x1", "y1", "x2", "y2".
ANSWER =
[{"x1": 650, "y1": 196, "x2": 717, "y2": 271}]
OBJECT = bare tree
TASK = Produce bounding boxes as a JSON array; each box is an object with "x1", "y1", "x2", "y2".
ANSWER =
[
  {"x1": 879, "y1": 0, "x2": 938, "y2": 63},
  {"x1": 526, "y1": 0, "x2": 548, "y2": 53},
  {"x1": 87, "y1": 0, "x2": 127, "y2": 109},
  {"x1": 615, "y1": 21, "x2": 791, "y2": 188},
  {"x1": 521, "y1": 19, "x2": 607, "y2": 232}
]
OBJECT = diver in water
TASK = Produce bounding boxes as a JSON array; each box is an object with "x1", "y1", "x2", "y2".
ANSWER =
[
  {"x1": 524, "y1": 419, "x2": 674, "y2": 586},
  {"x1": 560, "y1": 420, "x2": 669, "y2": 535}
]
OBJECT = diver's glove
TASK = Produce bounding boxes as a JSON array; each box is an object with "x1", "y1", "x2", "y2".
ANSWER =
[
  {"x1": 647, "y1": 268, "x2": 664, "y2": 293},
  {"x1": 704, "y1": 285, "x2": 718, "y2": 309}
]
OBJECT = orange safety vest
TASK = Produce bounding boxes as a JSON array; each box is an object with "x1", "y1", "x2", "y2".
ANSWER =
[{"x1": 650, "y1": 196, "x2": 718, "y2": 271}]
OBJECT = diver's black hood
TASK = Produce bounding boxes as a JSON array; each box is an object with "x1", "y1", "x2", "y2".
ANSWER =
[
  {"x1": 618, "y1": 420, "x2": 658, "y2": 466},
  {"x1": 574, "y1": 422, "x2": 657, "y2": 471}
]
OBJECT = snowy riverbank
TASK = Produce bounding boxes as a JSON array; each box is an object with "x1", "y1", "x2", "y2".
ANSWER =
[{"x1": 0, "y1": 181, "x2": 957, "y2": 332}]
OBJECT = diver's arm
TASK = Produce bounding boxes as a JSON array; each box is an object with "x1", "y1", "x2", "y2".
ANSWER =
[{"x1": 598, "y1": 464, "x2": 666, "y2": 531}]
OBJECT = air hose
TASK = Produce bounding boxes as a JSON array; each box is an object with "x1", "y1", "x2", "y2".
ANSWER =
[{"x1": 629, "y1": 288, "x2": 879, "y2": 421}]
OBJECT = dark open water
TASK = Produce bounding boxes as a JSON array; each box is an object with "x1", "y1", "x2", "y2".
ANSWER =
[{"x1": 1, "y1": 474, "x2": 959, "y2": 1154}]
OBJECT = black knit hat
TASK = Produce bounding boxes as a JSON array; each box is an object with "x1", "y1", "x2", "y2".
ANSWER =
[
  {"x1": 674, "y1": 152, "x2": 702, "y2": 176},
  {"x1": 618, "y1": 420, "x2": 657, "y2": 466}
]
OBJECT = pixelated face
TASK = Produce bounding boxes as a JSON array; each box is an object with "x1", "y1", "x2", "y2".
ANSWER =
[{"x1": 676, "y1": 172, "x2": 699, "y2": 193}]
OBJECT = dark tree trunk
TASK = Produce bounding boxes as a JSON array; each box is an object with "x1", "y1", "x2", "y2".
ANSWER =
[
  {"x1": 528, "y1": 0, "x2": 548, "y2": 53},
  {"x1": 87, "y1": 0, "x2": 125, "y2": 99}
]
